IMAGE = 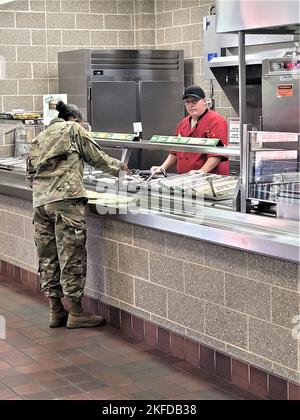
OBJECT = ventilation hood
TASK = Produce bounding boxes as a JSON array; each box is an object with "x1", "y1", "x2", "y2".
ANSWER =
[{"x1": 215, "y1": 0, "x2": 300, "y2": 35}]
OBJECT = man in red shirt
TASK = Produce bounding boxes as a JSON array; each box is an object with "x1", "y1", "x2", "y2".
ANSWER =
[{"x1": 151, "y1": 85, "x2": 229, "y2": 175}]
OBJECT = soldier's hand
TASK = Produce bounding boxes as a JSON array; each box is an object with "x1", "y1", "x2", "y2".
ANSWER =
[{"x1": 120, "y1": 162, "x2": 129, "y2": 172}]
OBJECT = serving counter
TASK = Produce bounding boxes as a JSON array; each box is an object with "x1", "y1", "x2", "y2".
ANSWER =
[{"x1": 0, "y1": 162, "x2": 299, "y2": 396}]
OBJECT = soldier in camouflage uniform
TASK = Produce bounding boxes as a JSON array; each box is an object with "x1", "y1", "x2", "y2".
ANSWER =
[{"x1": 26, "y1": 101, "x2": 127, "y2": 328}]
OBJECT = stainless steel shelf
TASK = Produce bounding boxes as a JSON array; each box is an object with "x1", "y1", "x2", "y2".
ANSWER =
[{"x1": 94, "y1": 139, "x2": 241, "y2": 157}]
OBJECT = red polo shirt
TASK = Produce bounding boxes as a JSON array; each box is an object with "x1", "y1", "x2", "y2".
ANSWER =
[{"x1": 171, "y1": 110, "x2": 229, "y2": 175}]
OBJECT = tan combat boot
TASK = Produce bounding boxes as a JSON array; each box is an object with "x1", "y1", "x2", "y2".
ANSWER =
[
  {"x1": 49, "y1": 297, "x2": 68, "y2": 328},
  {"x1": 67, "y1": 300, "x2": 105, "y2": 329}
]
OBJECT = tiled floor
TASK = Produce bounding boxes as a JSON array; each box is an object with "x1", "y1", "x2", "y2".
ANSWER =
[{"x1": 0, "y1": 277, "x2": 260, "y2": 400}]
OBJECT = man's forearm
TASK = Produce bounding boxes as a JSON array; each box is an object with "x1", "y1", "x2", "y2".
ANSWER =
[
  {"x1": 200, "y1": 156, "x2": 222, "y2": 173},
  {"x1": 161, "y1": 154, "x2": 177, "y2": 171}
]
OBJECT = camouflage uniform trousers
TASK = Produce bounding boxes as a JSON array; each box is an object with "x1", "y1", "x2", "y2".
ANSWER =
[{"x1": 33, "y1": 198, "x2": 87, "y2": 302}]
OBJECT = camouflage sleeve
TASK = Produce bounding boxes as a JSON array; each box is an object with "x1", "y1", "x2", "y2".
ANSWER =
[
  {"x1": 25, "y1": 156, "x2": 35, "y2": 188},
  {"x1": 73, "y1": 124, "x2": 126, "y2": 177}
]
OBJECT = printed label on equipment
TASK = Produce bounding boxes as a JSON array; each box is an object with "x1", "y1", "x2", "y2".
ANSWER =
[
  {"x1": 280, "y1": 75, "x2": 292, "y2": 82},
  {"x1": 277, "y1": 84, "x2": 293, "y2": 97}
]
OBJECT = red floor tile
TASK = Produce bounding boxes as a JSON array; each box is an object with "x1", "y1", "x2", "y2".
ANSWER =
[{"x1": 0, "y1": 277, "x2": 256, "y2": 400}]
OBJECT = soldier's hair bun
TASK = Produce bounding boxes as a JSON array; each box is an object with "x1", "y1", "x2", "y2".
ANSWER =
[
  {"x1": 56, "y1": 100, "x2": 84, "y2": 123},
  {"x1": 55, "y1": 100, "x2": 66, "y2": 113}
]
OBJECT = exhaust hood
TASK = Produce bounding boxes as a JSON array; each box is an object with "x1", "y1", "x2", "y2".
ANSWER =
[{"x1": 215, "y1": 0, "x2": 300, "y2": 34}]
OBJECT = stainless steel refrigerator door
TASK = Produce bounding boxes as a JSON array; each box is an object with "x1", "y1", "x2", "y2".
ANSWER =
[
  {"x1": 139, "y1": 81, "x2": 183, "y2": 139},
  {"x1": 90, "y1": 81, "x2": 137, "y2": 132},
  {"x1": 139, "y1": 81, "x2": 184, "y2": 169}
]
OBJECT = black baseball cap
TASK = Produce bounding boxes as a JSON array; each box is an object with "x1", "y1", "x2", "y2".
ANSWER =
[{"x1": 182, "y1": 85, "x2": 205, "y2": 100}]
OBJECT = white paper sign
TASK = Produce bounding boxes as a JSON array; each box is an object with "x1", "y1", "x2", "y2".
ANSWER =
[
  {"x1": 43, "y1": 94, "x2": 68, "y2": 125},
  {"x1": 133, "y1": 122, "x2": 142, "y2": 133},
  {"x1": 229, "y1": 118, "x2": 240, "y2": 144}
]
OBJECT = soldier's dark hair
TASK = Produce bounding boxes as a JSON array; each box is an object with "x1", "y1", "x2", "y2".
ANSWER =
[{"x1": 56, "y1": 100, "x2": 83, "y2": 123}]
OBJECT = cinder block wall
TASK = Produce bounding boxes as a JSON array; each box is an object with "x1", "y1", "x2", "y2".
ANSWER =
[
  {"x1": 0, "y1": 123, "x2": 19, "y2": 157},
  {"x1": 86, "y1": 216, "x2": 300, "y2": 385},
  {"x1": 0, "y1": 0, "x2": 138, "y2": 116}
]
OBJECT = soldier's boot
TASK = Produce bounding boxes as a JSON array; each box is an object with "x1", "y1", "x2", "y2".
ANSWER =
[
  {"x1": 67, "y1": 300, "x2": 105, "y2": 329},
  {"x1": 49, "y1": 297, "x2": 69, "y2": 328}
]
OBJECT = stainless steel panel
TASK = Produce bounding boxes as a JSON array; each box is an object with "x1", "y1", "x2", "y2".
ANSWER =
[
  {"x1": 139, "y1": 81, "x2": 184, "y2": 169},
  {"x1": 90, "y1": 81, "x2": 137, "y2": 132},
  {"x1": 203, "y1": 15, "x2": 221, "y2": 80},
  {"x1": 139, "y1": 81, "x2": 183, "y2": 138},
  {"x1": 216, "y1": 0, "x2": 300, "y2": 34},
  {"x1": 90, "y1": 49, "x2": 184, "y2": 82},
  {"x1": 262, "y1": 77, "x2": 300, "y2": 132},
  {"x1": 89, "y1": 80, "x2": 140, "y2": 168}
]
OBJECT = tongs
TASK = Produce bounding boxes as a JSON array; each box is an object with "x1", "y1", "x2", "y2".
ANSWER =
[
  {"x1": 206, "y1": 177, "x2": 217, "y2": 198},
  {"x1": 126, "y1": 168, "x2": 168, "y2": 183},
  {"x1": 126, "y1": 171, "x2": 144, "y2": 183},
  {"x1": 145, "y1": 167, "x2": 168, "y2": 182}
]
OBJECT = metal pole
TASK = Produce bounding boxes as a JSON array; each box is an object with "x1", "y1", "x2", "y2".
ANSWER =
[
  {"x1": 238, "y1": 31, "x2": 249, "y2": 213},
  {"x1": 238, "y1": 31, "x2": 246, "y2": 137},
  {"x1": 241, "y1": 124, "x2": 251, "y2": 211}
]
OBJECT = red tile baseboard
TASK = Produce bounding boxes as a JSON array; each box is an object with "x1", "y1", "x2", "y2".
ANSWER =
[
  {"x1": 184, "y1": 338, "x2": 200, "y2": 367},
  {"x1": 170, "y1": 333, "x2": 185, "y2": 360},
  {"x1": 250, "y1": 366, "x2": 268, "y2": 399},
  {"x1": 216, "y1": 352, "x2": 232, "y2": 381},
  {"x1": 232, "y1": 359, "x2": 249, "y2": 391},
  {"x1": 1, "y1": 258, "x2": 299, "y2": 400}
]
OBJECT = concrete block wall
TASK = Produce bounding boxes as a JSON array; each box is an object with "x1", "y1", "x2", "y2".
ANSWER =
[
  {"x1": 85, "y1": 216, "x2": 300, "y2": 384},
  {"x1": 135, "y1": 0, "x2": 156, "y2": 48},
  {"x1": 0, "y1": 123, "x2": 19, "y2": 157},
  {"x1": 0, "y1": 0, "x2": 138, "y2": 114},
  {"x1": 0, "y1": 193, "x2": 38, "y2": 273}
]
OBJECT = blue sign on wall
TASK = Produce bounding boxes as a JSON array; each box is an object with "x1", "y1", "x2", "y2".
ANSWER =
[{"x1": 208, "y1": 53, "x2": 218, "y2": 62}]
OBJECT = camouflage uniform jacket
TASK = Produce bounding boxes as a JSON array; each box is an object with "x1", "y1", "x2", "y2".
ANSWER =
[{"x1": 26, "y1": 118, "x2": 123, "y2": 208}]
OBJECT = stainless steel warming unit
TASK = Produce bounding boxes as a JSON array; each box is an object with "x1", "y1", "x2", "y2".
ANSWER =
[
  {"x1": 203, "y1": 0, "x2": 300, "y2": 219},
  {"x1": 262, "y1": 56, "x2": 300, "y2": 132}
]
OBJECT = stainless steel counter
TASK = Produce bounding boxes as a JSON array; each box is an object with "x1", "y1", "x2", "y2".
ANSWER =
[{"x1": 0, "y1": 167, "x2": 299, "y2": 263}]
